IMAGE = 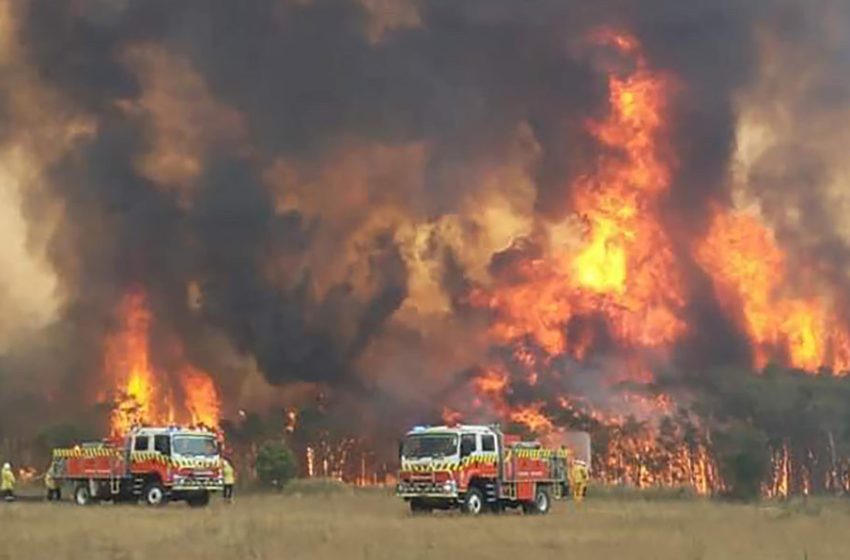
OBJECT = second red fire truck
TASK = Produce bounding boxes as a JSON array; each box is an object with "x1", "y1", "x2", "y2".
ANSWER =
[
  {"x1": 396, "y1": 424, "x2": 570, "y2": 514},
  {"x1": 52, "y1": 426, "x2": 224, "y2": 507}
]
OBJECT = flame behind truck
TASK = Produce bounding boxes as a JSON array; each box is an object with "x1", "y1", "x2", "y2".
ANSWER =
[
  {"x1": 52, "y1": 426, "x2": 223, "y2": 507},
  {"x1": 396, "y1": 424, "x2": 570, "y2": 514}
]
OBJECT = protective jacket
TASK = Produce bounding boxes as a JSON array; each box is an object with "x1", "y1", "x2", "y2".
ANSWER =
[
  {"x1": 45, "y1": 469, "x2": 57, "y2": 490},
  {"x1": 1, "y1": 466, "x2": 15, "y2": 491},
  {"x1": 571, "y1": 463, "x2": 589, "y2": 486},
  {"x1": 222, "y1": 460, "x2": 235, "y2": 485}
]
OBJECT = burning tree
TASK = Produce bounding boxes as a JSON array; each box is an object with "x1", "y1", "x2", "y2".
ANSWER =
[{"x1": 2, "y1": 0, "x2": 850, "y2": 500}]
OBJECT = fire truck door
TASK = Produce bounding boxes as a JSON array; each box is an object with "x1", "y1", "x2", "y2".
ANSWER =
[
  {"x1": 480, "y1": 433, "x2": 496, "y2": 454},
  {"x1": 130, "y1": 435, "x2": 150, "y2": 473},
  {"x1": 154, "y1": 435, "x2": 171, "y2": 479},
  {"x1": 133, "y1": 435, "x2": 151, "y2": 453},
  {"x1": 153, "y1": 435, "x2": 171, "y2": 456},
  {"x1": 471, "y1": 433, "x2": 498, "y2": 476},
  {"x1": 459, "y1": 433, "x2": 476, "y2": 487}
]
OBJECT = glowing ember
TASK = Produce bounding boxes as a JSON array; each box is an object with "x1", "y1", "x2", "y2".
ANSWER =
[{"x1": 285, "y1": 408, "x2": 298, "y2": 433}]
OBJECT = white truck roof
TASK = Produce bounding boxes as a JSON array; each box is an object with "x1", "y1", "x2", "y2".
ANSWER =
[
  {"x1": 131, "y1": 426, "x2": 217, "y2": 437},
  {"x1": 406, "y1": 424, "x2": 498, "y2": 435}
]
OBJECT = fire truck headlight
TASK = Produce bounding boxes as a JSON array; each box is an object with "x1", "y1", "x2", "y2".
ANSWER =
[{"x1": 442, "y1": 480, "x2": 456, "y2": 493}]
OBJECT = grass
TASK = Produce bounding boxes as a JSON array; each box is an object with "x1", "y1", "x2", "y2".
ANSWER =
[
  {"x1": 1, "y1": 486, "x2": 850, "y2": 560},
  {"x1": 587, "y1": 482, "x2": 701, "y2": 501}
]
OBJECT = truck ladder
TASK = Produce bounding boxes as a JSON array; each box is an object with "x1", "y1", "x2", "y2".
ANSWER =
[
  {"x1": 484, "y1": 480, "x2": 499, "y2": 504},
  {"x1": 109, "y1": 456, "x2": 122, "y2": 495}
]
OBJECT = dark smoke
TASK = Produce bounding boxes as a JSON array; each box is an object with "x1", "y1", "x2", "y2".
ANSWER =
[{"x1": 4, "y1": 0, "x2": 850, "y2": 485}]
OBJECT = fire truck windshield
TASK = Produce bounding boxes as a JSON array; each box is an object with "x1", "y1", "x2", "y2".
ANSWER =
[
  {"x1": 172, "y1": 435, "x2": 218, "y2": 457},
  {"x1": 402, "y1": 434, "x2": 458, "y2": 459}
]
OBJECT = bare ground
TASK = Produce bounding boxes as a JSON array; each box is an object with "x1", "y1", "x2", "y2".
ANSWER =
[{"x1": 1, "y1": 488, "x2": 849, "y2": 560}]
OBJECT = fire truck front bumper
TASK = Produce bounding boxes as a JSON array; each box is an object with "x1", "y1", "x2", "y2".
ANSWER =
[
  {"x1": 171, "y1": 475, "x2": 224, "y2": 491},
  {"x1": 396, "y1": 479, "x2": 458, "y2": 498}
]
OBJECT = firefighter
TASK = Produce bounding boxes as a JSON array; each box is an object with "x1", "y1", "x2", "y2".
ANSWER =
[
  {"x1": 45, "y1": 463, "x2": 61, "y2": 501},
  {"x1": 570, "y1": 459, "x2": 589, "y2": 503},
  {"x1": 222, "y1": 457, "x2": 235, "y2": 502},
  {"x1": 1, "y1": 462, "x2": 15, "y2": 502}
]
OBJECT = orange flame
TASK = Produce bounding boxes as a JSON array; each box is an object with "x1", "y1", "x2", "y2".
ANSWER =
[
  {"x1": 696, "y1": 209, "x2": 850, "y2": 373},
  {"x1": 509, "y1": 403, "x2": 554, "y2": 434},
  {"x1": 105, "y1": 289, "x2": 221, "y2": 434},
  {"x1": 179, "y1": 365, "x2": 221, "y2": 428},
  {"x1": 462, "y1": 31, "x2": 716, "y2": 494},
  {"x1": 473, "y1": 29, "x2": 685, "y2": 366},
  {"x1": 106, "y1": 291, "x2": 169, "y2": 434},
  {"x1": 441, "y1": 406, "x2": 463, "y2": 425},
  {"x1": 473, "y1": 367, "x2": 510, "y2": 396}
]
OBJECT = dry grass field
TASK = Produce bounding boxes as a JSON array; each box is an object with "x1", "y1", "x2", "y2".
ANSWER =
[{"x1": 1, "y1": 484, "x2": 850, "y2": 560}]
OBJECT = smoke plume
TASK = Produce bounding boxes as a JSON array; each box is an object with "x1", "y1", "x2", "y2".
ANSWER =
[{"x1": 2, "y1": 0, "x2": 850, "y2": 485}]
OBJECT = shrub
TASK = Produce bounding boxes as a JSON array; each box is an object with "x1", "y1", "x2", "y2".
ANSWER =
[
  {"x1": 712, "y1": 422, "x2": 770, "y2": 502},
  {"x1": 254, "y1": 441, "x2": 297, "y2": 490}
]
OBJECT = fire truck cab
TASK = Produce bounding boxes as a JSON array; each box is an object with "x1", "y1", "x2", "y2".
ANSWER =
[
  {"x1": 396, "y1": 424, "x2": 570, "y2": 515},
  {"x1": 52, "y1": 426, "x2": 224, "y2": 507}
]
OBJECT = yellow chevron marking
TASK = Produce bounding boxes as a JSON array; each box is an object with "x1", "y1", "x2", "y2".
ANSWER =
[
  {"x1": 53, "y1": 449, "x2": 222, "y2": 471},
  {"x1": 400, "y1": 449, "x2": 570, "y2": 473},
  {"x1": 53, "y1": 448, "x2": 121, "y2": 459}
]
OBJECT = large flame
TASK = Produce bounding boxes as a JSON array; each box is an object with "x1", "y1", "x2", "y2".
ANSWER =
[
  {"x1": 457, "y1": 29, "x2": 847, "y2": 495},
  {"x1": 696, "y1": 209, "x2": 850, "y2": 373},
  {"x1": 180, "y1": 365, "x2": 221, "y2": 428},
  {"x1": 105, "y1": 290, "x2": 221, "y2": 434},
  {"x1": 106, "y1": 291, "x2": 169, "y2": 434},
  {"x1": 472, "y1": 30, "x2": 684, "y2": 378}
]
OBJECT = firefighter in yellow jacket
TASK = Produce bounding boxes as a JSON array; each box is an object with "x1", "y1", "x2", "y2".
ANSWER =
[
  {"x1": 45, "y1": 462, "x2": 61, "y2": 501},
  {"x1": 1, "y1": 462, "x2": 15, "y2": 502},
  {"x1": 570, "y1": 460, "x2": 589, "y2": 503},
  {"x1": 222, "y1": 458, "x2": 235, "y2": 502}
]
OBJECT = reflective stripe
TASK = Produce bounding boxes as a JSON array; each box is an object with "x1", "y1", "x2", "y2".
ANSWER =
[
  {"x1": 53, "y1": 448, "x2": 121, "y2": 458},
  {"x1": 401, "y1": 448, "x2": 569, "y2": 472},
  {"x1": 131, "y1": 452, "x2": 221, "y2": 469},
  {"x1": 401, "y1": 453, "x2": 500, "y2": 472},
  {"x1": 54, "y1": 448, "x2": 221, "y2": 470},
  {"x1": 507, "y1": 448, "x2": 570, "y2": 460}
]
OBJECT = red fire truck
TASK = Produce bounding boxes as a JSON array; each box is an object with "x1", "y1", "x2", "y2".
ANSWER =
[
  {"x1": 396, "y1": 424, "x2": 570, "y2": 514},
  {"x1": 52, "y1": 426, "x2": 224, "y2": 507}
]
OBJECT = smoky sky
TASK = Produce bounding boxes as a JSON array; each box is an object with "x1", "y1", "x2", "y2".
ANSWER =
[{"x1": 10, "y1": 0, "x2": 831, "y2": 417}]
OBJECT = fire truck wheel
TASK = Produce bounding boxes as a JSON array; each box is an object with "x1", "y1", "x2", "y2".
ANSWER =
[
  {"x1": 536, "y1": 487, "x2": 552, "y2": 514},
  {"x1": 523, "y1": 487, "x2": 551, "y2": 515},
  {"x1": 187, "y1": 492, "x2": 210, "y2": 508},
  {"x1": 74, "y1": 484, "x2": 91, "y2": 506},
  {"x1": 143, "y1": 482, "x2": 168, "y2": 507},
  {"x1": 461, "y1": 488, "x2": 485, "y2": 516},
  {"x1": 409, "y1": 499, "x2": 432, "y2": 515}
]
